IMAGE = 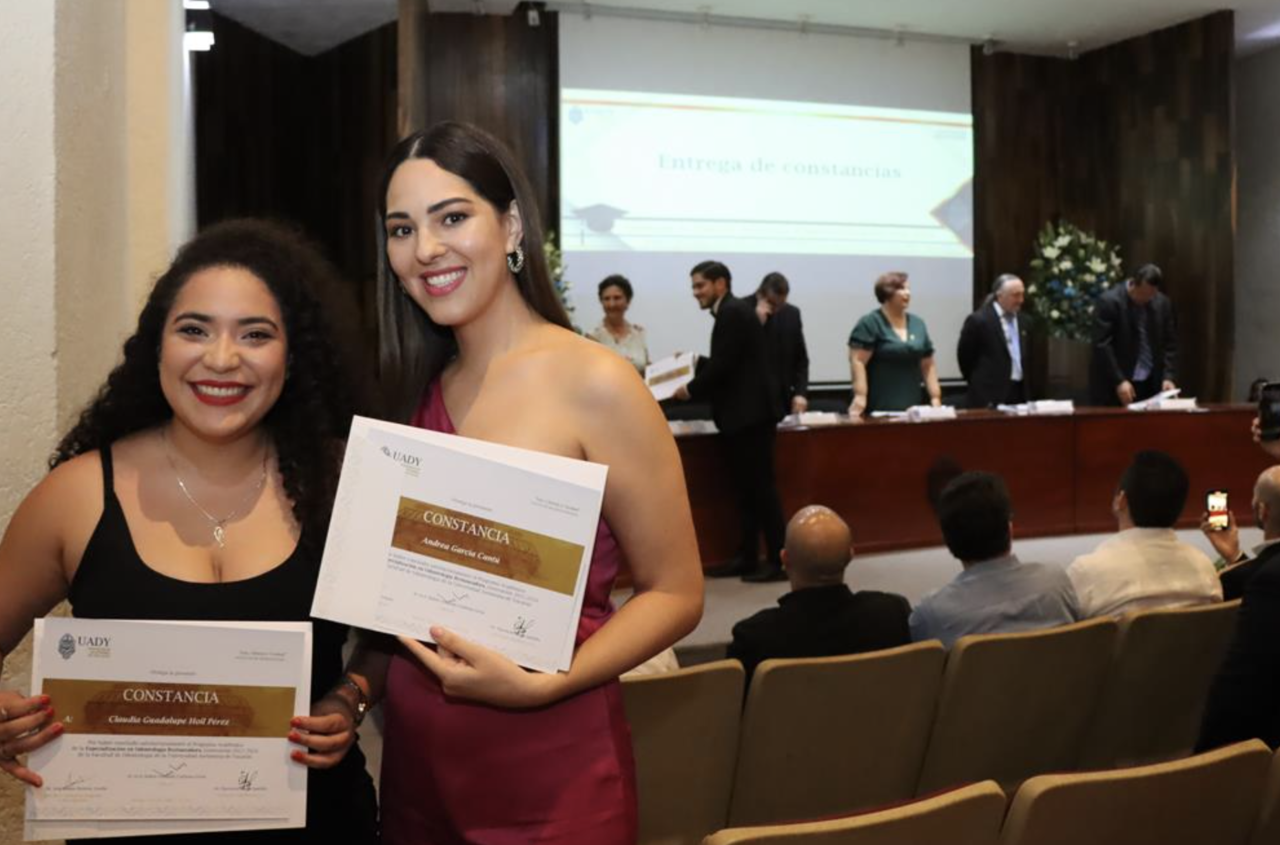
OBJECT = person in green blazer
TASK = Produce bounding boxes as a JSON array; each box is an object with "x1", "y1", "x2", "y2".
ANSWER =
[{"x1": 848, "y1": 271, "x2": 942, "y2": 415}]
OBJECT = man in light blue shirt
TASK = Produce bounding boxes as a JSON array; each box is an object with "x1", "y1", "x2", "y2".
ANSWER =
[{"x1": 910, "y1": 472, "x2": 1081, "y2": 648}]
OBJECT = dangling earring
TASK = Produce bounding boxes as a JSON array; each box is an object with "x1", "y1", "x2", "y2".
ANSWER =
[{"x1": 506, "y1": 245, "x2": 525, "y2": 274}]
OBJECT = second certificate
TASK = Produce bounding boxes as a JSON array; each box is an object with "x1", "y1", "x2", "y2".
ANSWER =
[{"x1": 313, "y1": 417, "x2": 608, "y2": 673}]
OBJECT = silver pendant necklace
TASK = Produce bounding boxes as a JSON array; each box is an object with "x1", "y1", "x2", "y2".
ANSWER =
[{"x1": 163, "y1": 429, "x2": 269, "y2": 548}]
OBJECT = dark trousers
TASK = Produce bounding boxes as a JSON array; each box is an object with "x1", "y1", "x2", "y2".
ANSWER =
[
  {"x1": 1134, "y1": 374, "x2": 1163, "y2": 401},
  {"x1": 1003, "y1": 380, "x2": 1027, "y2": 405},
  {"x1": 721, "y1": 421, "x2": 786, "y2": 567}
]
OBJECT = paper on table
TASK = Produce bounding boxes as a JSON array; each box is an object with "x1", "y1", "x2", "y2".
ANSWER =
[
  {"x1": 906, "y1": 405, "x2": 957, "y2": 422},
  {"x1": 312, "y1": 416, "x2": 607, "y2": 673},
  {"x1": 25, "y1": 619, "x2": 310, "y2": 841},
  {"x1": 1127, "y1": 388, "x2": 1183, "y2": 411},
  {"x1": 645, "y1": 352, "x2": 697, "y2": 401}
]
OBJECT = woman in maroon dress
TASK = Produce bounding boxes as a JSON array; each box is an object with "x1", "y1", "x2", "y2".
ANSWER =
[{"x1": 345, "y1": 123, "x2": 704, "y2": 844}]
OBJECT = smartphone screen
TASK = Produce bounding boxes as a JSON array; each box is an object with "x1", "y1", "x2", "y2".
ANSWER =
[
  {"x1": 1260, "y1": 383, "x2": 1280, "y2": 442},
  {"x1": 1206, "y1": 490, "x2": 1230, "y2": 531}
]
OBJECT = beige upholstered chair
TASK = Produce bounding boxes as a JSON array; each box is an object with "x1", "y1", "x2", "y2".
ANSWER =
[
  {"x1": 703, "y1": 780, "x2": 1005, "y2": 845},
  {"x1": 916, "y1": 618, "x2": 1118, "y2": 795},
  {"x1": 727, "y1": 642, "x2": 947, "y2": 827},
  {"x1": 999, "y1": 740, "x2": 1271, "y2": 845},
  {"x1": 1250, "y1": 748, "x2": 1280, "y2": 845},
  {"x1": 1079, "y1": 600, "x2": 1241, "y2": 769},
  {"x1": 623, "y1": 659, "x2": 745, "y2": 845}
]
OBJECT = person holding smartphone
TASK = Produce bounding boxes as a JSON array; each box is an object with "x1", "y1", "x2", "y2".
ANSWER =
[
  {"x1": 1198, "y1": 464, "x2": 1280, "y2": 752},
  {"x1": 1201, "y1": 469, "x2": 1280, "y2": 600}
]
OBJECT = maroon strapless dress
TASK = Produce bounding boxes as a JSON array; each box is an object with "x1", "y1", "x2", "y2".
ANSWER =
[{"x1": 379, "y1": 380, "x2": 638, "y2": 844}]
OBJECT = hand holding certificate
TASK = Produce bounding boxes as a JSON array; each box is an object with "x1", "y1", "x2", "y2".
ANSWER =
[
  {"x1": 645, "y1": 352, "x2": 698, "y2": 401},
  {"x1": 312, "y1": 416, "x2": 608, "y2": 674},
  {"x1": 25, "y1": 618, "x2": 311, "y2": 841}
]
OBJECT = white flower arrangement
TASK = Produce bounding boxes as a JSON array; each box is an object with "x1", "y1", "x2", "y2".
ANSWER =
[{"x1": 1026, "y1": 220, "x2": 1124, "y2": 341}]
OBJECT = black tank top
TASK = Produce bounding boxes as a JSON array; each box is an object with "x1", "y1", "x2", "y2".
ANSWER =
[
  {"x1": 65, "y1": 446, "x2": 378, "y2": 845},
  {"x1": 69, "y1": 446, "x2": 347, "y2": 696}
]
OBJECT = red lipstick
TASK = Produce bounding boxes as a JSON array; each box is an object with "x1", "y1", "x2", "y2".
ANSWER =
[{"x1": 190, "y1": 381, "x2": 251, "y2": 406}]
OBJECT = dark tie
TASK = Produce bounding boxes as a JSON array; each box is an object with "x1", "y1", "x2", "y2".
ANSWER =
[{"x1": 1133, "y1": 306, "x2": 1153, "y2": 383}]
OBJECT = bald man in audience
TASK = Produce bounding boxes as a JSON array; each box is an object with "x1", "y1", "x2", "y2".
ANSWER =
[
  {"x1": 726, "y1": 506, "x2": 911, "y2": 680},
  {"x1": 1200, "y1": 465, "x2": 1280, "y2": 601}
]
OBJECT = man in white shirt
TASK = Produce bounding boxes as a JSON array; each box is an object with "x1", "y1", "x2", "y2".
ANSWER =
[{"x1": 1068, "y1": 450, "x2": 1221, "y2": 618}]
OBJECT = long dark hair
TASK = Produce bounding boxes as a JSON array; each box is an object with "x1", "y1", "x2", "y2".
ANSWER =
[
  {"x1": 53, "y1": 219, "x2": 367, "y2": 553},
  {"x1": 376, "y1": 121, "x2": 570, "y2": 421}
]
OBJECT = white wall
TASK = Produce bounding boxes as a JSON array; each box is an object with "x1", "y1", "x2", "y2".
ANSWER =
[
  {"x1": 560, "y1": 14, "x2": 970, "y2": 112},
  {"x1": 0, "y1": 0, "x2": 58, "y2": 527},
  {"x1": 0, "y1": 1, "x2": 188, "y2": 839},
  {"x1": 0, "y1": 5, "x2": 61, "y2": 837},
  {"x1": 1236, "y1": 44, "x2": 1280, "y2": 397}
]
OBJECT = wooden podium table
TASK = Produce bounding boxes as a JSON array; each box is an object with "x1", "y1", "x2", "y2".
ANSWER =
[{"x1": 675, "y1": 406, "x2": 1271, "y2": 567}]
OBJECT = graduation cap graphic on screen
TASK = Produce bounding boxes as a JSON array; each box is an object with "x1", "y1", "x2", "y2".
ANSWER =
[{"x1": 572, "y1": 204, "x2": 628, "y2": 233}]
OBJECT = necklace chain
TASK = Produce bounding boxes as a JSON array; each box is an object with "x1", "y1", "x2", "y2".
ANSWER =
[{"x1": 163, "y1": 429, "x2": 268, "y2": 549}]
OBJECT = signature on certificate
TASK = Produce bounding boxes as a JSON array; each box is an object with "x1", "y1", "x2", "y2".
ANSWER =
[
  {"x1": 433, "y1": 591, "x2": 470, "y2": 606},
  {"x1": 504, "y1": 617, "x2": 535, "y2": 638},
  {"x1": 152, "y1": 762, "x2": 188, "y2": 778},
  {"x1": 60, "y1": 772, "x2": 90, "y2": 789},
  {"x1": 238, "y1": 770, "x2": 259, "y2": 791}
]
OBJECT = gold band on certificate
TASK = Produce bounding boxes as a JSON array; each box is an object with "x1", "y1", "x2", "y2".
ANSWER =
[
  {"x1": 646, "y1": 365, "x2": 692, "y2": 387},
  {"x1": 26, "y1": 619, "x2": 311, "y2": 837},
  {"x1": 392, "y1": 498, "x2": 584, "y2": 596},
  {"x1": 41, "y1": 680, "x2": 294, "y2": 738}
]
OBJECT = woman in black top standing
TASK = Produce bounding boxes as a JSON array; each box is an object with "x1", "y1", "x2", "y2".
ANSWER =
[{"x1": 0, "y1": 220, "x2": 378, "y2": 843}]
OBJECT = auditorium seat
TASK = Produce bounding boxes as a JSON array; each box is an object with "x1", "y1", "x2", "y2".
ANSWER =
[
  {"x1": 727, "y1": 642, "x2": 947, "y2": 827},
  {"x1": 999, "y1": 740, "x2": 1271, "y2": 845},
  {"x1": 622, "y1": 659, "x2": 745, "y2": 845},
  {"x1": 1078, "y1": 600, "x2": 1241, "y2": 770},
  {"x1": 1250, "y1": 748, "x2": 1280, "y2": 845},
  {"x1": 702, "y1": 780, "x2": 1005, "y2": 845},
  {"x1": 915, "y1": 618, "x2": 1118, "y2": 794}
]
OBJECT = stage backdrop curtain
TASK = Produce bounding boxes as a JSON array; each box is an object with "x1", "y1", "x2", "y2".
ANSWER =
[
  {"x1": 972, "y1": 11, "x2": 1234, "y2": 402},
  {"x1": 398, "y1": 1, "x2": 560, "y2": 237}
]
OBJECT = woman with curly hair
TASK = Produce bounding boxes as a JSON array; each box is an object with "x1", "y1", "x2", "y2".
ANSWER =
[
  {"x1": 341, "y1": 122, "x2": 703, "y2": 844},
  {"x1": 0, "y1": 219, "x2": 379, "y2": 843}
]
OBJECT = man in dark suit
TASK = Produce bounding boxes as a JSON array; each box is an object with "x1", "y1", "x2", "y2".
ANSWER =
[
  {"x1": 1089, "y1": 263, "x2": 1178, "y2": 406},
  {"x1": 728, "y1": 505, "x2": 911, "y2": 680},
  {"x1": 675, "y1": 260, "x2": 785, "y2": 582},
  {"x1": 1198, "y1": 465, "x2": 1280, "y2": 751},
  {"x1": 1200, "y1": 466, "x2": 1280, "y2": 601},
  {"x1": 755, "y1": 272, "x2": 810, "y2": 416},
  {"x1": 957, "y1": 273, "x2": 1032, "y2": 408}
]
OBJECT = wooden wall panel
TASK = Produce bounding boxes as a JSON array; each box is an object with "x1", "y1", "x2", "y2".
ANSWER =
[
  {"x1": 398, "y1": 2, "x2": 560, "y2": 236},
  {"x1": 194, "y1": 13, "x2": 397, "y2": 309},
  {"x1": 971, "y1": 52, "x2": 1069, "y2": 300},
  {"x1": 679, "y1": 407, "x2": 1266, "y2": 566},
  {"x1": 1089, "y1": 13, "x2": 1236, "y2": 402},
  {"x1": 972, "y1": 12, "x2": 1235, "y2": 401}
]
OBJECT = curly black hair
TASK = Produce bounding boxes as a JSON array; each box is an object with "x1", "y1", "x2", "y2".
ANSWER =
[{"x1": 52, "y1": 219, "x2": 370, "y2": 556}]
